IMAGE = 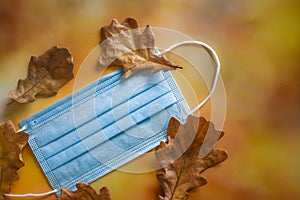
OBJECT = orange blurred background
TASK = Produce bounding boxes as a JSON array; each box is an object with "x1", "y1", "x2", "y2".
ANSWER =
[{"x1": 1, "y1": 0, "x2": 300, "y2": 199}]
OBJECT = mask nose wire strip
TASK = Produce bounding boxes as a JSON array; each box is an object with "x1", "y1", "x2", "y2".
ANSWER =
[
  {"x1": 156, "y1": 40, "x2": 221, "y2": 115},
  {"x1": 4, "y1": 189, "x2": 59, "y2": 197}
]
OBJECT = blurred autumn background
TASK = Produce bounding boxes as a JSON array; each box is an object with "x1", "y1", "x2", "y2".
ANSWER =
[{"x1": 0, "y1": 0, "x2": 300, "y2": 200}]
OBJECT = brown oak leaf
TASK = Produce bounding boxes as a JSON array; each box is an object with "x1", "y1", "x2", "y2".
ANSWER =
[
  {"x1": 59, "y1": 182, "x2": 112, "y2": 200},
  {"x1": 155, "y1": 116, "x2": 228, "y2": 200},
  {"x1": 8, "y1": 46, "x2": 74, "y2": 104},
  {"x1": 99, "y1": 18, "x2": 182, "y2": 78},
  {"x1": 0, "y1": 120, "x2": 28, "y2": 200}
]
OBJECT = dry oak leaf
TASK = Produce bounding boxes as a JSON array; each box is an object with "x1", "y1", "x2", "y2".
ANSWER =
[
  {"x1": 0, "y1": 121, "x2": 28, "y2": 200},
  {"x1": 99, "y1": 18, "x2": 182, "y2": 78},
  {"x1": 8, "y1": 46, "x2": 74, "y2": 104},
  {"x1": 59, "y1": 182, "x2": 111, "y2": 200},
  {"x1": 155, "y1": 116, "x2": 228, "y2": 200}
]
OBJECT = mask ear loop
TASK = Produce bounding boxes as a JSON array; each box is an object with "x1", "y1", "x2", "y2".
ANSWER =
[
  {"x1": 155, "y1": 41, "x2": 221, "y2": 115},
  {"x1": 16, "y1": 124, "x2": 27, "y2": 133},
  {"x1": 4, "y1": 189, "x2": 59, "y2": 198}
]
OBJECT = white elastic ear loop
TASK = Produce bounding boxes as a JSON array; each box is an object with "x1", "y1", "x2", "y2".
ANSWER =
[
  {"x1": 157, "y1": 41, "x2": 221, "y2": 115},
  {"x1": 16, "y1": 124, "x2": 27, "y2": 133},
  {"x1": 4, "y1": 189, "x2": 58, "y2": 197}
]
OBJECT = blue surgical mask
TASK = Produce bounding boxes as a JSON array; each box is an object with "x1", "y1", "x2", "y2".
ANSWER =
[
  {"x1": 19, "y1": 68, "x2": 190, "y2": 191},
  {"x1": 9, "y1": 40, "x2": 220, "y2": 197}
]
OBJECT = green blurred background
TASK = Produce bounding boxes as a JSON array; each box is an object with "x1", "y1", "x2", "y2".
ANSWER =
[{"x1": 1, "y1": 0, "x2": 300, "y2": 199}]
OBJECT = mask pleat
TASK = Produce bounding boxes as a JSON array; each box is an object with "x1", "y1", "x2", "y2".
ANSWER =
[
  {"x1": 46, "y1": 89, "x2": 177, "y2": 171},
  {"x1": 50, "y1": 102, "x2": 180, "y2": 187},
  {"x1": 38, "y1": 79, "x2": 169, "y2": 159},
  {"x1": 30, "y1": 70, "x2": 165, "y2": 148}
]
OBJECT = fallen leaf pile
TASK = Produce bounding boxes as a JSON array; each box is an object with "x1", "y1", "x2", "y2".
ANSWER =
[
  {"x1": 99, "y1": 18, "x2": 182, "y2": 78},
  {"x1": 0, "y1": 121, "x2": 28, "y2": 200},
  {"x1": 8, "y1": 46, "x2": 74, "y2": 104},
  {"x1": 155, "y1": 116, "x2": 228, "y2": 200},
  {"x1": 58, "y1": 182, "x2": 111, "y2": 200}
]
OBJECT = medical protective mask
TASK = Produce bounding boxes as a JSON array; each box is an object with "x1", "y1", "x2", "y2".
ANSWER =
[{"x1": 6, "y1": 41, "x2": 220, "y2": 197}]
